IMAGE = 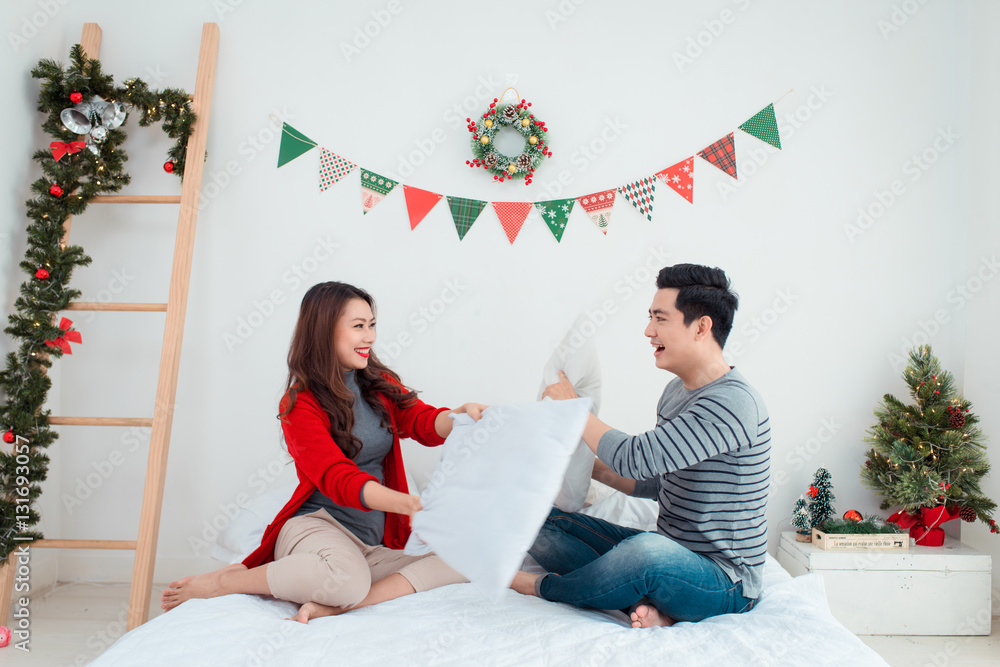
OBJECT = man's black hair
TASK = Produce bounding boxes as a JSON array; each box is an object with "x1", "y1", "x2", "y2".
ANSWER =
[{"x1": 655, "y1": 264, "x2": 739, "y2": 349}]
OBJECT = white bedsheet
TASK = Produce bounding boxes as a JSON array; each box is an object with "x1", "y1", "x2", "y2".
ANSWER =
[{"x1": 91, "y1": 555, "x2": 887, "y2": 667}]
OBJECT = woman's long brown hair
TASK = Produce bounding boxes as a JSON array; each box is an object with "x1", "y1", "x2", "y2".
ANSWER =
[{"x1": 278, "y1": 282, "x2": 416, "y2": 459}]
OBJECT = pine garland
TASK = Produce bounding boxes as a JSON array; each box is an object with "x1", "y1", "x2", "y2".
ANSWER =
[
  {"x1": 0, "y1": 45, "x2": 196, "y2": 562},
  {"x1": 861, "y1": 345, "x2": 997, "y2": 533}
]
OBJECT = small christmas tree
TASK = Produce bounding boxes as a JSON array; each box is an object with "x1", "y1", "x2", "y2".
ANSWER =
[
  {"x1": 808, "y1": 468, "x2": 836, "y2": 530},
  {"x1": 861, "y1": 345, "x2": 997, "y2": 533},
  {"x1": 792, "y1": 496, "x2": 811, "y2": 540}
]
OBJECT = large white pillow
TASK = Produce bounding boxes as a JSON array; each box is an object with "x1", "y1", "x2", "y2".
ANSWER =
[
  {"x1": 405, "y1": 398, "x2": 592, "y2": 602},
  {"x1": 537, "y1": 314, "x2": 601, "y2": 512}
]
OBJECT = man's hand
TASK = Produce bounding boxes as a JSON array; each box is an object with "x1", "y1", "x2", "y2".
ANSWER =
[
  {"x1": 542, "y1": 370, "x2": 579, "y2": 401},
  {"x1": 451, "y1": 402, "x2": 489, "y2": 421}
]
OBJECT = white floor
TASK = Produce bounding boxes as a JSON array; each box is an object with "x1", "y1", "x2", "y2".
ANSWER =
[{"x1": 2, "y1": 581, "x2": 999, "y2": 666}]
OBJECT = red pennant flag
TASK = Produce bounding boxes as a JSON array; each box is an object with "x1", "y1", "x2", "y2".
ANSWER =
[
  {"x1": 576, "y1": 189, "x2": 616, "y2": 234},
  {"x1": 698, "y1": 133, "x2": 737, "y2": 179},
  {"x1": 402, "y1": 185, "x2": 443, "y2": 230},
  {"x1": 491, "y1": 202, "x2": 532, "y2": 244},
  {"x1": 654, "y1": 157, "x2": 695, "y2": 203}
]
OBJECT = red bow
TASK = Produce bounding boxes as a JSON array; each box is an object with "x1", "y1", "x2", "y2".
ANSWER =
[
  {"x1": 887, "y1": 506, "x2": 959, "y2": 547},
  {"x1": 44, "y1": 317, "x2": 82, "y2": 354},
  {"x1": 50, "y1": 141, "x2": 86, "y2": 161}
]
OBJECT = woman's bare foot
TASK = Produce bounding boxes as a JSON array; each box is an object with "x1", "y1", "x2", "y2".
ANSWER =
[
  {"x1": 160, "y1": 563, "x2": 246, "y2": 611},
  {"x1": 630, "y1": 603, "x2": 675, "y2": 628},
  {"x1": 509, "y1": 570, "x2": 541, "y2": 597},
  {"x1": 286, "y1": 601, "x2": 344, "y2": 623}
]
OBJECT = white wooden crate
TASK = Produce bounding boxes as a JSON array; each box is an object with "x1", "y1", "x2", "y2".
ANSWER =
[{"x1": 776, "y1": 531, "x2": 992, "y2": 636}]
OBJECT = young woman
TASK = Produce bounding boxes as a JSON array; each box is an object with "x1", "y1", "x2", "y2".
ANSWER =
[{"x1": 161, "y1": 282, "x2": 485, "y2": 623}]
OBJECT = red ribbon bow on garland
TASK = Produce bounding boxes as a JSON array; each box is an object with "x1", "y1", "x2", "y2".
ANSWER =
[
  {"x1": 50, "y1": 140, "x2": 86, "y2": 161},
  {"x1": 887, "y1": 506, "x2": 959, "y2": 547},
  {"x1": 44, "y1": 317, "x2": 82, "y2": 354}
]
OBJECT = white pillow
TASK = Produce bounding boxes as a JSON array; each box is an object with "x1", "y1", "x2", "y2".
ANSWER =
[
  {"x1": 405, "y1": 398, "x2": 592, "y2": 602},
  {"x1": 537, "y1": 314, "x2": 601, "y2": 512}
]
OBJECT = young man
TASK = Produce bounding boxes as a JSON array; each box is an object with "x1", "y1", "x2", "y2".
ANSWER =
[{"x1": 511, "y1": 264, "x2": 770, "y2": 628}]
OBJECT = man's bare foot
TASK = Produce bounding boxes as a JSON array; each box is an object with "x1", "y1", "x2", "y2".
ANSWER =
[
  {"x1": 630, "y1": 603, "x2": 675, "y2": 628},
  {"x1": 160, "y1": 563, "x2": 246, "y2": 611},
  {"x1": 509, "y1": 570, "x2": 541, "y2": 597},
  {"x1": 286, "y1": 601, "x2": 344, "y2": 623}
]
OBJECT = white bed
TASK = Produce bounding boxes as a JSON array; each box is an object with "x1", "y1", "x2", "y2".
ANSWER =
[{"x1": 91, "y1": 488, "x2": 888, "y2": 666}]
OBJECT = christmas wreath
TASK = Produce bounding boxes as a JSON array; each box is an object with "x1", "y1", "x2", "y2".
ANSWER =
[
  {"x1": 0, "y1": 45, "x2": 196, "y2": 562},
  {"x1": 465, "y1": 90, "x2": 551, "y2": 185}
]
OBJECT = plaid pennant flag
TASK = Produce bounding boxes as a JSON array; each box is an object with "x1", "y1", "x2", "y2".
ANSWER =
[
  {"x1": 698, "y1": 133, "x2": 737, "y2": 179},
  {"x1": 492, "y1": 202, "x2": 532, "y2": 244},
  {"x1": 360, "y1": 168, "x2": 399, "y2": 214},
  {"x1": 319, "y1": 148, "x2": 357, "y2": 192},
  {"x1": 447, "y1": 196, "x2": 488, "y2": 240},
  {"x1": 576, "y1": 189, "x2": 616, "y2": 235},
  {"x1": 618, "y1": 177, "x2": 656, "y2": 222},
  {"x1": 534, "y1": 198, "x2": 576, "y2": 242},
  {"x1": 654, "y1": 157, "x2": 694, "y2": 204},
  {"x1": 739, "y1": 103, "x2": 781, "y2": 149},
  {"x1": 402, "y1": 185, "x2": 443, "y2": 230}
]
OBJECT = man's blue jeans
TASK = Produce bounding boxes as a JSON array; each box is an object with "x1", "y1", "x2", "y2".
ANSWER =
[{"x1": 528, "y1": 508, "x2": 756, "y2": 622}]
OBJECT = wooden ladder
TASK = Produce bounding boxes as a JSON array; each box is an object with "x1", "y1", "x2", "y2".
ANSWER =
[{"x1": 0, "y1": 22, "x2": 219, "y2": 631}]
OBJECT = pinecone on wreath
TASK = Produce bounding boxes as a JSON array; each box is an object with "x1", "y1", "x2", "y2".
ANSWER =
[
  {"x1": 947, "y1": 405, "x2": 966, "y2": 429},
  {"x1": 960, "y1": 506, "x2": 977, "y2": 523},
  {"x1": 515, "y1": 153, "x2": 532, "y2": 171},
  {"x1": 502, "y1": 105, "x2": 519, "y2": 121},
  {"x1": 483, "y1": 153, "x2": 499, "y2": 169}
]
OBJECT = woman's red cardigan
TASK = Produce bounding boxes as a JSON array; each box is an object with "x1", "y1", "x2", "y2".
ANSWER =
[{"x1": 242, "y1": 382, "x2": 449, "y2": 568}]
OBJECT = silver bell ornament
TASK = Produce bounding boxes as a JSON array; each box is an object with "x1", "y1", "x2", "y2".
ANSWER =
[{"x1": 59, "y1": 94, "x2": 127, "y2": 148}]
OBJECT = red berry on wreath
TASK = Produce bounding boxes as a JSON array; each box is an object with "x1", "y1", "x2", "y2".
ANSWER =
[
  {"x1": 35, "y1": 268, "x2": 50, "y2": 280},
  {"x1": 163, "y1": 160, "x2": 176, "y2": 174},
  {"x1": 70, "y1": 91, "x2": 83, "y2": 104},
  {"x1": 49, "y1": 184, "x2": 63, "y2": 197}
]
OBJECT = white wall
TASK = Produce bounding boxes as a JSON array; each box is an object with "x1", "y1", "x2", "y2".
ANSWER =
[{"x1": 1, "y1": 0, "x2": 996, "y2": 600}]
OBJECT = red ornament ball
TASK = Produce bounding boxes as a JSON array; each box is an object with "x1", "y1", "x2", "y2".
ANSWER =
[
  {"x1": 2, "y1": 431, "x2": 14, "y2": 444},
  {"x1": 49, "y1": 184, "x2": 64, "y2": 197},
  {"x1": 35, "y1": 268, "x2": 50, "y2": 280},
  {"x1": 163, "y1": 160, "x2": 176, "y2": 174},
  {"x1": 843, "y1": 510, "x2": 863, "y2": 522},
  {"x1": 70, "y1": 91, "x2": 83, "y2": 104}
]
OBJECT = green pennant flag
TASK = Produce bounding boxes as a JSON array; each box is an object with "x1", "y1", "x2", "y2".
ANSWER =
[
  {"x1": 361, "y1": 168, "x2": 399, "y2": 214},
  {"x1": 534, "y1": 197, "x2": 576, "y2": 242},
  {"x1": 277, "y1": 123, "x2": 318, "y2": 167},
  {"x1": 447, "y1": 196, "x2": 488, "y2": 240},
  {"x1": 739, "y1": 103, "x2": 781, "y2": 149}
]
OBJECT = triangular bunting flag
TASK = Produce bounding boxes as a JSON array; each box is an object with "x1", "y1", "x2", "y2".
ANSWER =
[
  {"x1": 319, "y1": 148, "x2": 357, "y2": 192},
  {"x1": 576, "y1": 189, "x2": 616, "y2": 235},
  {"x1": 277, "y1": 123, "x2": 318, "y2": 167},
  {"x1": 739, "y1": 103, "x2": 781, "y2": 149},
  {"x1": 654, "y1": 157, "x2": 694, "y2": 204},
  {"x1": 360, "y1": 169, "x2": 399, "y2": 214},
  {"x1": 402, "y1": 185, "x2": 443, "y2": 230},
  {"x1": 447, "y1": 196, "x2": 488, "y2": 240},
  {"x1": 698, "y1": 133, "x2": 737, "y2": 179},
  {"x1": 618, "y1": 177, "x2": 656, "y2": 222},
  {"x1": 534, "y1": 198, "x2": 576, "y2": 242},
  {"x1": 492, "y1": 202, "x2": 532, "y2": 244}
]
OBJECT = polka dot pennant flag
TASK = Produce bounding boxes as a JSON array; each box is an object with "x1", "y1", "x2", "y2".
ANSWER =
[
  {"x1": 576, "y1": 189, "x2": 616, "y2": 235},
  {"x1": 534, "y1": 198, "x2": 576, "y2": 242},
  {"x1": 319, "y1": 148, "x2": 357, "y2": 192},
  {"x1": 739, "y1": 103, "x2": 781, "y2": 149},
  {"x1": 360, "y1": 168, "x2": 399, "y2": 215},
  {"x1": 618, "y1": 177, "x2": 656, "y2": 222},
  {"x1": 654, "y1": 157, "x2": 694, "y2": 204},
  {"x1": 447, "y1": 196, "x2": 488, "y2": 240},
  {"x1": 491, "y1": 202, "x2": 532, "y2": 244},
  {"x1": 402, "y1": 185, "x2": 443, "y2": 230},
  {"x1": 698, "y1": 133, "x2": 737, "y2": 179}
]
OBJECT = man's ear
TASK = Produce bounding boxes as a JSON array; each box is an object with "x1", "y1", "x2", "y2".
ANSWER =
[{"x1": 695, "y1": 315, "x2": 714, "y2": 341}]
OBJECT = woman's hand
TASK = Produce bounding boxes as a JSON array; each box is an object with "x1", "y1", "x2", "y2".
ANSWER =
[
  {"x1": 541, "y1": 370, "x2": 579, "y2": 401},
  {"x1": 435, "y1": 402, "x2": 489, "y2": 438},
  {"x1": 451, "y1": 402, "x2": 489, "y2": 421},
  {"x1": 363, "y1": 481, "x2": 423, "y2": 517},
  {"x1": 398, "y1": 494, "x2": 423, "y2": 518}
]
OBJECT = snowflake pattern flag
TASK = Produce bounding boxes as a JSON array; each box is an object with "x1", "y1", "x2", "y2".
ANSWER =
[
  {"x1": 739, "y1": 103, "x2": 781, "y2": 149},
  {"x1": 618, "y1": 178, "x2": 656, "y2": 222},
  {"x1": 534, "y1": 198, "x2": 575, "y2": 242},
  {"x1": 447, "y1": 196, "x2": 488, "y2": 240},
  {"x1": 492, "y1": 202, "x2": 532, "y2": 244},
  {"x1": 319, "y1": 148, "x2": 357, "y2": 192},
  {"x1": 698, "y1": 133, "x2": 737, "y2": 179},
  {"x1": 402, "y1": 185, "x2": 443, "y2": 230},
  {"x1": 360, "y1": 168, "x2": 399, "y2": 214},
  {"x1": 654, "y1": 157, "x2": 694, "y2": 204},
  {"x1": 576, "y1": 189, "x2": 616, "y2": 234}
]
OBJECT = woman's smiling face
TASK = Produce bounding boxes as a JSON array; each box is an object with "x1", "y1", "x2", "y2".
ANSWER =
[{"x1": 334, "y1": 298, "x2": 376, "y2": 370}]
